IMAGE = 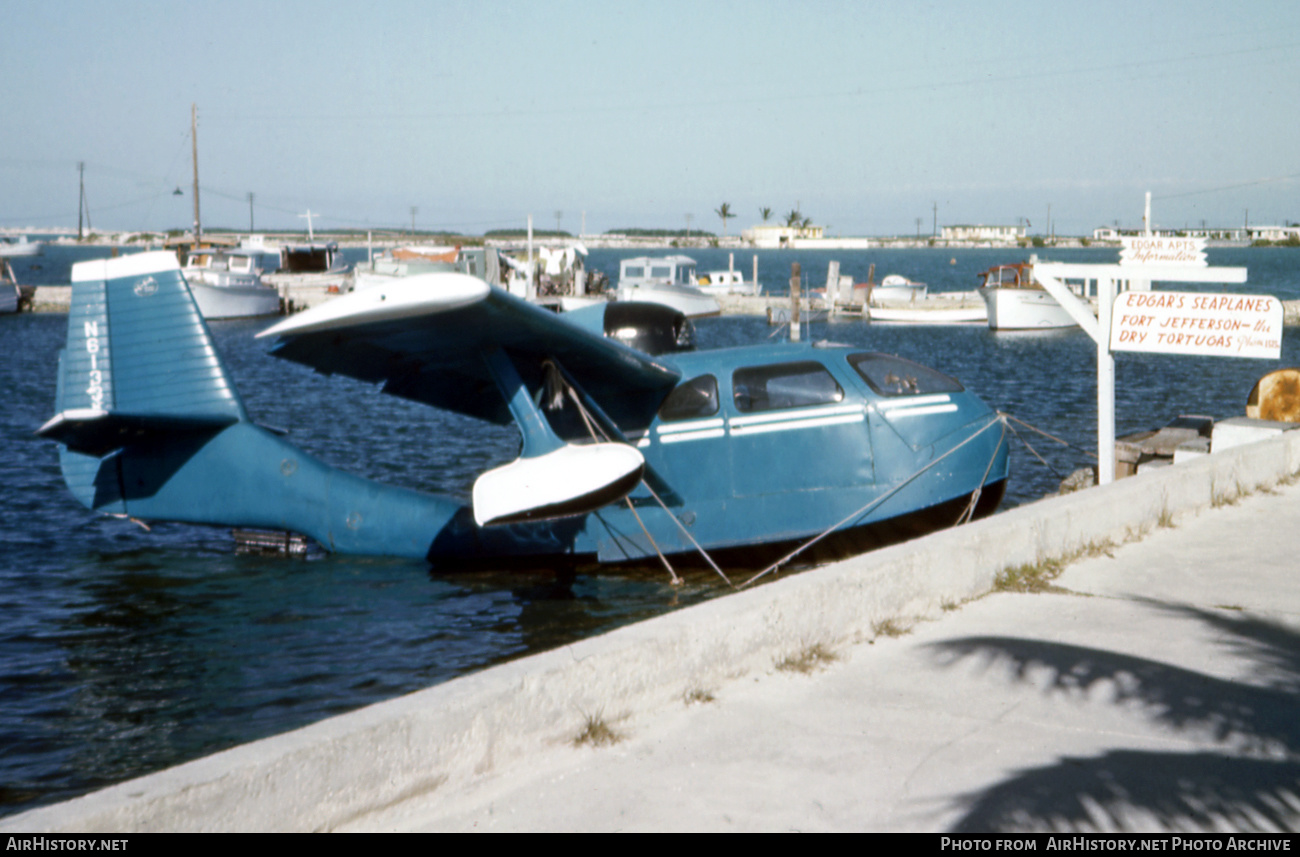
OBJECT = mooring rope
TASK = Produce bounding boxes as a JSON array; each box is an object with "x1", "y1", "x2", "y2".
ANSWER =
[
  {"x1": 736, "y1": 411, "x2": 1008, "y2": 589},
  {"x1": 563, "y1": 385, "x2": 733, "y2": 587}
]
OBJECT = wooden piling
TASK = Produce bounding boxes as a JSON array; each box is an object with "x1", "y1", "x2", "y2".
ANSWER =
[{"x1": 790, "y1": 262, "x2": 801, "y2": 342}]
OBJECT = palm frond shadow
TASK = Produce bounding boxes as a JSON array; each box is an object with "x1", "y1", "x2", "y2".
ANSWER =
[{"x1": 932, "y1": 603, "x2": 1300, "y2": 832}]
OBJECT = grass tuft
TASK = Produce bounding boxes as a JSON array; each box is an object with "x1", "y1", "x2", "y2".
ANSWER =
[
  {"x1": 995, "y1": 540, "x2": 1115, "y2": 594},
  {"x1": 775, "y1": 643, "x2": 838, "y2": 674},
  {"x1": 572, "y1": 711, "x2": 623, "y2": 748},
  {"x1": 872, "y1": 618, "x2": 909, "y2": 638},
  {"x1": 683, "y1": 687, "x2": 716, "y2": 706}
]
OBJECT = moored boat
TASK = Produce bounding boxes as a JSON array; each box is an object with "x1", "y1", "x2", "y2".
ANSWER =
[
  {"x1": 615, "y1": 255, "x2": 720, "y2": 317},
  {"x1": 0, "y1": 235, "x2": 42, "y2": 258},
  {"x1": 183, "y1": 247, "x2": 280, "y2": 319},
  {"x1": 977, "y1": 261, "x2": 1078, "y2": 330}
]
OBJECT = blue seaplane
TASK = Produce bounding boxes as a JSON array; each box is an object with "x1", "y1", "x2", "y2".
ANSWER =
[{"x1": 39, "y1": 251, "x2": 1010, "y2": 570}]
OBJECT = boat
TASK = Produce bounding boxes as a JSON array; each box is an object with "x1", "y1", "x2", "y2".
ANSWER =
[
  {"x1": 696, "y1": 269, "x2": 760, "y2": 297},
  {"x1": 182, "y1": 247, "x2": 280, "y2": 319},
  {"x1": 39, "y1": 251, "x2": 1011, "y2": 570},
  {"x1": 976, "y1": 261, "x2": 1078, "y2": 330},
  {"x1": 865, "y1": 274, "x2": 927, "y2": 305},
  {"x1": 353, "y1": 245, "x2": 463, "y2": 291},
  {"x1": 867, "y1": 303, "x2": 987, "y2": 324},
  {"x1": 261, "y1": 241, "x2": 353, "y2": 306},
  {"x1": 0, "y1": 260, "x2": 19, "y2": 314},
  {"x1": 615, "y1": 255, "x2": 720, "y2": 317},
  {"x1": 0, "y1": 235, "x2": 42, "y2": 257}
]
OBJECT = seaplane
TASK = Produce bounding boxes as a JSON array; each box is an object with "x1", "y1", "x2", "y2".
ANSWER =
[{"x1": 39, "y1": 251, "x2": 1010, "y2": 572}]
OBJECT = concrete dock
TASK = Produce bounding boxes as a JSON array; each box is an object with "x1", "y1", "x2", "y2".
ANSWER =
[{"x1": 4, "y1": 426, "x2": 1300, "y2": 833}]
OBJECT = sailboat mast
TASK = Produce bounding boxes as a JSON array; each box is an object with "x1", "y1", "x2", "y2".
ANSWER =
[{"x1": 191, "y1": 103, "x2": 201, "y2": 241}]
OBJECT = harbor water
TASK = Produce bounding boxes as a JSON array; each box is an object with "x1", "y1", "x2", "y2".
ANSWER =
[{"x1": 3, "y1": 242, "x2": 1299, "y2": 817}]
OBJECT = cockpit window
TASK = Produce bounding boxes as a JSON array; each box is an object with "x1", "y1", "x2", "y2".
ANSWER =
[
  {"x1": 848, "y1": 352, "x2": 964, "y2": 397},
  {"x1": 733, "y1": 361, "x2": 844, "y2": 413},
  {"x1": 659, "y1": 375, "x2": 719, "y2": 420}
]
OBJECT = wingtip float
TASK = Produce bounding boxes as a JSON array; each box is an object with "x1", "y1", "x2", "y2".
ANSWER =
[{"x1": 41, "y1": 251, "x2": 1009, "y2": 570}]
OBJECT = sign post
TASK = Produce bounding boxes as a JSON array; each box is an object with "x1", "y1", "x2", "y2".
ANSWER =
[{"x1": 1032, "y1": 255, "x2": 1253, "y2": 486}]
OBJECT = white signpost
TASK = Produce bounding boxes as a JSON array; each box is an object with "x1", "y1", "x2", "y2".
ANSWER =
[{"x1": 1031, "y1": 251, "x2": 1256, "y2": 486}]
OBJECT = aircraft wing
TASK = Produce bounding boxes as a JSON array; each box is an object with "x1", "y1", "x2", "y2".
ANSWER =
[{"x1": 257, "y1": 273, "x2": 682, "y2": 429}]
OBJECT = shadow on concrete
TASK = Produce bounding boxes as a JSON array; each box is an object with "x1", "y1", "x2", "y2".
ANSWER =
[{"x1": 932, "y1": 604, "x2": 1300, "y2": 832}]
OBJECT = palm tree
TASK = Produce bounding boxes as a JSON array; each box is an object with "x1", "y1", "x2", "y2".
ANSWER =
[
  {"x1": 785, "y1": 209, "x2": 803, "y2": 228},
  {"x1": 759, "y1": 207, "x2": 772, "y2": 223},
  {"x1": 715, "y1": 203, "x2": 734, "y2": 236}
]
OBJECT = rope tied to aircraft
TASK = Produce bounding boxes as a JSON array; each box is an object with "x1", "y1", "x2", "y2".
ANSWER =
[{"x1": 736, "y1": 411, "x2": 1010, "y2": 589}]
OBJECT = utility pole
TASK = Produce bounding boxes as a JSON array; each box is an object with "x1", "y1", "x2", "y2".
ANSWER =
[
  {"x1": 248, "y1": 192, "x2": 255, "y2": 232},
  {"x1": 410, "y1": 206, "x2": 418, "y2": 235},
  {"x1": 191, "y1": 103, "x2": 201, "y2": 241},
  {"x1": 932, "y1": 201, "x2": 937, "y2": 238},
  {"x1": 77, "y1": 161, "x2": 89, "y2": 239}
]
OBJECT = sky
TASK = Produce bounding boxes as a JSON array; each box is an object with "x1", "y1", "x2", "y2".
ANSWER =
[{"x1": 3, "y1": 0, "x2": 1299, "y2": 237}]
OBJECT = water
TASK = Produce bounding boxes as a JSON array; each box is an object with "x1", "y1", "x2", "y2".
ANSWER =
[{"x1": 3, "y1": 241, "x2": 1300, "y2": 816}]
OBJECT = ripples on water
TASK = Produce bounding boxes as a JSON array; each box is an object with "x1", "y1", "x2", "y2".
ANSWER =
[{"x1": 2, "y1": 244, "x2": 1298, "y2": 815}]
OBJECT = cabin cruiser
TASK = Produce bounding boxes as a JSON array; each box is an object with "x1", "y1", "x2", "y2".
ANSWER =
[
  {"x1": 0, "y1": 235, "x2": 42, "y2": 258},
  {"x1": 616, "y1": 255, "x2": 720, "y2": 317},
  {"x1": 869, "y1": 274, "x2": 928, "y2": 305},
  {"x1": 183, "y1": 247, "x2": 280, "y2": 319},
  {"x1": 262, "y1": 241, "x2": 351, "y2": 292},
  {"x1": 977, "y1": 260, "x2": 1078, "y2": 330},
  {"x1": 696, "y1": 269, "x2": 760, "y2": 297}
]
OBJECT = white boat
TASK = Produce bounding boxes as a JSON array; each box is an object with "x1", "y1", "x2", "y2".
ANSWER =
[
  {"x1": 615, "y1": 255, "x2": 720, "y2": 318},
  {"x1": 0, "y1": 235, "x2": 42, "y2": 258},
  {"x1": 353, "y1": 245, "x2": 461, "y2": 291},
  {"x1": 0, "y1": 261, "x2": 19, "y2": 314},
  {"x1": 977, "y1": 261, "x2": 1078, "y2": 330},
  {"x1": 261, "y1": 241, "x2": 353, "y2": 305},
  {"x1": 866, "y1": 274, "x2": 928, "y2": 305},
  {"x1": 695, "y1": 269, "x2": 760, "y2": 296},
  {"x1": 183, "y1": 247, "x2": 280, "y2": 319},
  {"x1": 868, "y1": 304, "x2": 986, "y2": 324}
]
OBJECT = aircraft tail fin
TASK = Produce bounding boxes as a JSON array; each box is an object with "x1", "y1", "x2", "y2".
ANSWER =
[{"x1": 39, "y1": 251, "x2": 248, "y2": 508}]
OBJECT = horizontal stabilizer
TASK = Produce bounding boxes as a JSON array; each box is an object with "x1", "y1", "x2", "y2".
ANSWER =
[
  {"x1": 472, "y1": 443, "x2": 645, "y2": 526},
  {"x1": 38, "y1": 408, "x2": 238, "y2": 457}
]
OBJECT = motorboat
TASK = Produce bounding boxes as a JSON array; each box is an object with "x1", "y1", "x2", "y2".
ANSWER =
[
  {"x1": 696, "y1": 269, "x2": 760, "y2": 297},
  {"x1": 354, "y1": 246, "x2": 463, "y2": 291},
  {"x1": 0, "y1": 235, "x2": 42, "y2": 258},
  {"x1": 615, "y1": 255, "x2": 720, "y2": 317},
  {"x1": 0, "y1": 260, "x2": 19, "y2": 313},
  {"x1": 182, "y1": 247, "x2": 280, "y2": 319},
  {"x1": 865, "y1": 274, "x2": 928, "y2": 306},
  {"x1": 262, "y1": 241, "x2": 352, "y2": 292},
  {"x1": 976, "y1": 261, "x2": 1078, "y2": 330}
]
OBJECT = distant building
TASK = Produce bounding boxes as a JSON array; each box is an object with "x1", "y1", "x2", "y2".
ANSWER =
[
  {"x1": 940, "y1": 224, "x2": 1025, "y2": 243},
  {"x1": 742, "y1": 223, "x2": 825, "y2": 248},
  {"x1": 1091, "y1": 225, "x2": 1296, "y2": 242}
]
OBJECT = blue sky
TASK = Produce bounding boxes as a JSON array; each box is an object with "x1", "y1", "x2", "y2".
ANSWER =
[{"x1": 3, "y1": 0, "x2": 1299, "y2": 236}]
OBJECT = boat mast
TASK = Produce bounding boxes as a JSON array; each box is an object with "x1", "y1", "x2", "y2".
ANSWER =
[{"x1": 191, "y1": 103, "x2": 202, "y2": 241}]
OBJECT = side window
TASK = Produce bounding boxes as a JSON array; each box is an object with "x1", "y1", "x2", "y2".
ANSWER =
[
  {"x1": 733, "y1": 362, "x2": 844, "y2": 413},
  {"x1": 848, "y1": 352, "x2": 964, "y2": 397},
  {"x1": 659, "y1": 375, "x2": 719, "y2": 421}
]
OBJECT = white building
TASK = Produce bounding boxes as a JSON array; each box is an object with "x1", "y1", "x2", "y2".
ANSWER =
[
  {"x1": 741, "y1": 223, "x2": 825, "y2": 248},
  {"x1": 940, "y1": 224, "x2": 1025, "y2": 243}
]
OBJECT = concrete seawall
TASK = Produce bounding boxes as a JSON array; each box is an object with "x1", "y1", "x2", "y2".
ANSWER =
[{"x1": 5, "y1": 428, "x2": 1300, "y2": 833}]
